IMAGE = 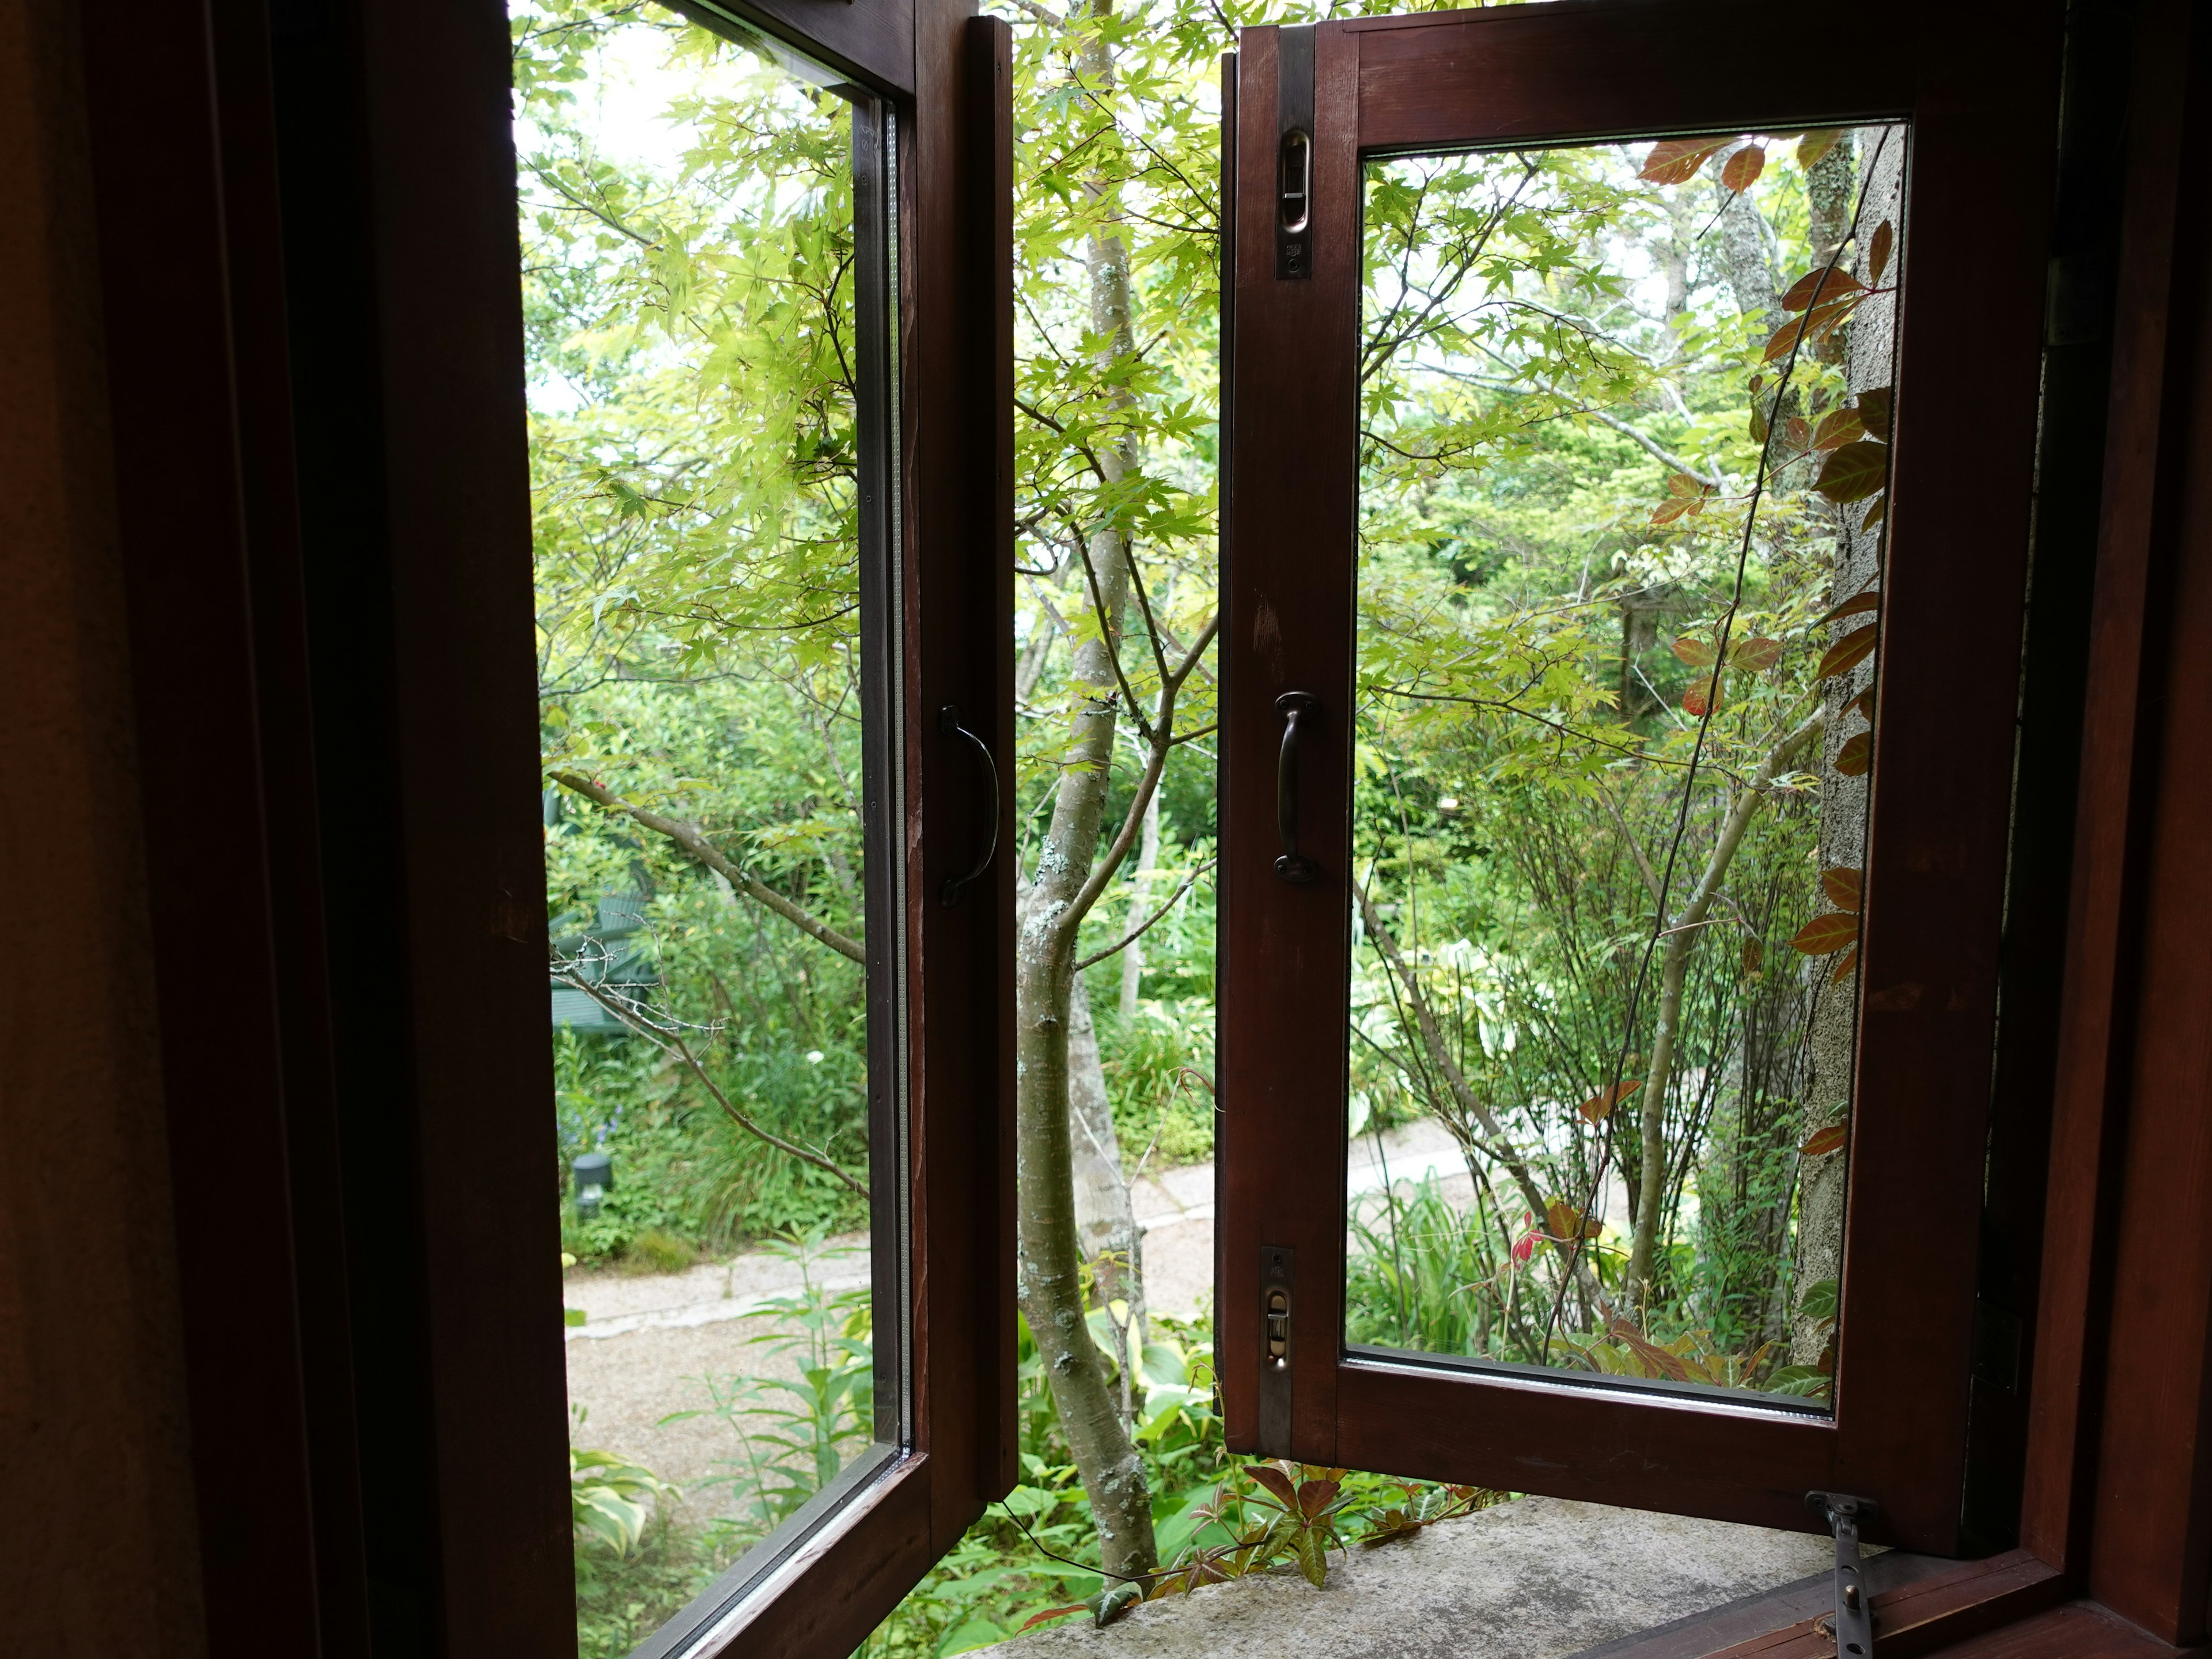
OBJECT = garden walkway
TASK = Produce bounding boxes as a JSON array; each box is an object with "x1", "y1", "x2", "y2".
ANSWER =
[{"x1": 561, "y1": 1120, "x2": 1478, "y2": 1514}]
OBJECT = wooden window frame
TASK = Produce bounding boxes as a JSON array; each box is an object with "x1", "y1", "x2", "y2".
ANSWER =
[
  {"x1": 52, "y1": 0, "x2": 2212, "y2": 1649},
  {"x1": 70, "y1": 0, "x2": 1015, "y2": 1652},
  {"x1": 1218, "y1": 0, "x2": 2066, "y2": 1556}
]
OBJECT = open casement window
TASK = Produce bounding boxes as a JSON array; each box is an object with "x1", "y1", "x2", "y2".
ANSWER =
[
  {"x1": 231, "y1": 0, "x2": 1013, "y2": 1651},
  {"x1": 1218, "y1": 1, "x2": 2062, "y2": 1554},
  {"x1": 524, "y1": 3, "x2": 1017, "y2": 1654}
]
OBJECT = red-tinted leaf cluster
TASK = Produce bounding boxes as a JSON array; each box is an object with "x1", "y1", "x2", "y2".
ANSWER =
[{"x1": 1577, "y1": 1077, "x2": 1642, "y2": 1123}]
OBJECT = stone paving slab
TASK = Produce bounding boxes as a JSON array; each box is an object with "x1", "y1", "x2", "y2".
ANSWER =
[{"x1": 972, "y1": 1495, "x2": 1836, "y2": 1658}]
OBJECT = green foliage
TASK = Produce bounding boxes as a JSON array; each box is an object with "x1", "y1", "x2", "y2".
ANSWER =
[
  {"x1": 1333, "y1": 122, "x2": 1896, "y2": 1391},
  {"x1": 664, "y1": 1230, "x2": 876, "y2": 1546},
  {"x1": 520, "y1": 0, "x2": 878, "y2": 1266},
  {"x1": 1345, "y1": 1173, "x2": 1498, "y2": 1357},
  {"x1": 856, "y1": 1313, "x2": 1504, "y2": 1656},
  {"x1": 572, "y1": 1444, "x2": 680, "y2": 1556},
  {"x1": 1093, "y1": 996, "x2": 1215, "y2": 1166},
  {"x1": 573, "y1": 1501, "x2": 729, "y2": 1659}
]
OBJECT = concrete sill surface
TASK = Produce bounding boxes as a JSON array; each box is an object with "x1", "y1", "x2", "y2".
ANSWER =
[{"x1": 977, "y1": 1494, "x2": 1840, "y2": 1658}]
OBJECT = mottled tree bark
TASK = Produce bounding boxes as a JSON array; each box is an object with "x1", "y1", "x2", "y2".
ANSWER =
[
  {"x1": 1069, "y1": 969, "x2": 1149, "y2": 1411},
  {"x1": 1714, "y1": 143, "x2": 1783, "y2": 332},
  {"x1": 1790, "y1": 126, "x2": 1899, "y2": 1367},
  {"x1": 1119, "y1": 787, "x2": 1162, "y2": 1017}
]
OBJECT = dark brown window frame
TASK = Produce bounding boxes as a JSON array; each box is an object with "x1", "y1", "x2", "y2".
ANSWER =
[
  {"x1": 49, "y1": 0, "x2": 2212, "y2": 1650},
  {"x1": 1218, "y1": 0, "x2": 2066, "y2": 1556},
  {"x1": 71, "y1": 0, "x2": 1014, "y2": 1652}
]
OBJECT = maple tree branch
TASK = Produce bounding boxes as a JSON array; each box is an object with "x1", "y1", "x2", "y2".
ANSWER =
[{"x1": 552, "y1": 771, "x2": 864, "y2": 963}]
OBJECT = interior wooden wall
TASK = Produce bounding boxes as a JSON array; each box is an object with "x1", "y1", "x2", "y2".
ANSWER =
[{"x1": 0, "y1": 0, "x2": 209, "y2": 1649}]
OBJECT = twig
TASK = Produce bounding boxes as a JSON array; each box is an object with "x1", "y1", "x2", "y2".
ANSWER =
[
  {"x1": 1074, "y1": 858, "x2": 1217, "y2": 971},
  {"x1": 550, "y1": 968, "x2": 868, "y2": 1195}
]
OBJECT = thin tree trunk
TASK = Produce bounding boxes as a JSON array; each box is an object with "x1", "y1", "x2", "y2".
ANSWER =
[
  {"x1": 1626, "y1": 708, "x2": 1826, "y2": 1309},
  {"x1": 1070, "y1": 971, "x2": 1149, "y2": 1413},
  {"x1": 1714, "y1": 144, "x2": 1783, "y2": 332},
  {"x1": 1119, "y1": 787, "x2": 1162, "y2": 1017},
  {"x1": 1009, "y1": 0, "x2": 1160, "y2": 1577}
]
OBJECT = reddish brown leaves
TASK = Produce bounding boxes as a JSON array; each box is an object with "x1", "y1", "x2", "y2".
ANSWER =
[
  {"x1": 1681, "y1": 679, "x2": 1722, "y2": 718},
  {"x1": 1848, "y1": 687, "x2": 1876, "y2": 721},
  {"x1": 1857, "y1": 386, "x2": 1892, "y2": 441},
  {"x1": 1817, "y1": 625, "x2": 1877, "y2": 681},
  {"x1": 1764, "y1": 266, "x2": 1869, "y2": 361},
  {"x1": 1650, "y1": 472, "x2": 1715, "y2": 525},
  {"x1": 1780, "y1": 266, "x2": 1866, "y2": 312},
  {"x1": 1796, "y1": 128, "x2": 1843, "y2": 169},
  {"x1": 1763, "y1": 297, "x2": 1858, "y2": 361},
  {"x1": 1673, "y1": 632, "x2": 1778, "y2": 675},
  {"x1": 1861, "y1": 495, "x2": 1888, "y2": 532},
  {"x1": 1821, "y1": 589, "x2": 1881, "y2": 624},
  {"x1": 1790, "y1": 912, "x2": 1860, "y2": 956},
  {"x1": 1721, "y1": 144, "x2": 1766, "y2": 193},
  {"x1": 1546, "y1": 1200, "x2": 1604, "y2": 1242},
  {"x1": 1816, "y1": 441, "x2": 1889, "y2": 504},
  {"x1": 1800, "y1": 1124, "x2": 1848, "y2": 1158},
  {"x1": 1639, "y1": 137, "x2": 1732, "y2": 184},
  {"x1": 1741, "y1": 937, "x2": 1766, "y2": 976},
  {"x1": 1831, "y1": 945, "x2": 1860, "y2": 984},
  {"x1": 1811, "y1": 408, "x2": 1864, "y2": 451},
  {"x1": 1298, "y1": 1478, "x2": 1343, "y2": 1520},
  {"x1": 1577, "y1": 1078, "x2": 1642, "y2": 1123},
  {"x1": 1608, "y1": 1316, "x2": 1697, "y2": 1383},
  {"x1": 1247, "y1": 1465, "x2": 1299, "y2": 1507},
  {"x1": 1821, "y1": 866, "x2": 1863, "y2": 912},
  {"x1": 1869, "y1": 219, "x2": 1895, "y2": 285},
  {"x1": 1835, "y1": 731, "x2": 1872, "y2": 776},
  {"x1": 1023, "y1": 1605, "x2": 1092, "y2": 1632}
]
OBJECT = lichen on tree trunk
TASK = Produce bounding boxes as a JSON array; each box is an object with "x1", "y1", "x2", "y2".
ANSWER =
[{"x1": 1789, "y1": 124, "x2": 1900, "y2": 1368}]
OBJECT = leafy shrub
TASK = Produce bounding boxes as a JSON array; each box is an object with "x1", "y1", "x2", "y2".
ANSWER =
[
  {"x1": 1344, "y1": 1173, "x2": 1500, "y2": 1357},
  {"x1": 627, "y1": 1226, "x2": 698, "y2": 1275},
  {"x1": 571, "y1": 1446, "x2": 677, "y2": 1556},
  {"x1": 1094, "y1": 998, "x2": 1215, "y2": 1167},
  {"x1": 664, "y1": 1230, "x2": 876, "y2": 1548}
]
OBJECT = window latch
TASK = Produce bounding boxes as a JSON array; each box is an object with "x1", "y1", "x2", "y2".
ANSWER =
[
  {"x1": 1258, "y1": 1247, "x2": 1294, "y2": 1455},
  {"x1": 1806, "y1": 1491, "x2": 1877, "y2": 1656},
  {"x1": 1274, "y1": 24, "x2": 1314, "y2": 281}
]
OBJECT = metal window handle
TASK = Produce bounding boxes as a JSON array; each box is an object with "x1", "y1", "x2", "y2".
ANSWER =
[
  {"x1": 939, "y1": 704, "x2": 998, "y2": 907},
  {"x1": 1274, "y1": 692, "x2": 1320, "y2": 884},
  {"x1": 1278, "y1": 129, "x2": 1312, "y2": 234}
]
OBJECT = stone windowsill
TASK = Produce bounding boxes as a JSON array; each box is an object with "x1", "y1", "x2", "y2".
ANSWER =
[{"x1": 976, "y1": 1495, "x2": 1844, "y2": 1659}]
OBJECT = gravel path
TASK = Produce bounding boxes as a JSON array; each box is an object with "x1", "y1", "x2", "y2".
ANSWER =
[{"x1": 562, "y1": 1121, "x2": 1478, "y2": 1516}]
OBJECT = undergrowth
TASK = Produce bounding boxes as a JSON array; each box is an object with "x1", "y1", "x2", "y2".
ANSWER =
[{"x1": 573, "y1": 1240, "x2": 1503, "y2": 1659}]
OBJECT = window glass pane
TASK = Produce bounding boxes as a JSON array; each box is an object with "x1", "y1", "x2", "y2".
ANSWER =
[
  {"x1": 1343, "y1": 127, "x2": 1906, "y2": 1404},
  {"x1": 513, "y1": 6, "x2": 903, "y2": 1650}
]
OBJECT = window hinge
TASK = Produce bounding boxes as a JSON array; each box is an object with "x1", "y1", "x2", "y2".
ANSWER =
[{"x1": 1806, "y1": 1491, "x2": 1877, "y2": 1656}]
